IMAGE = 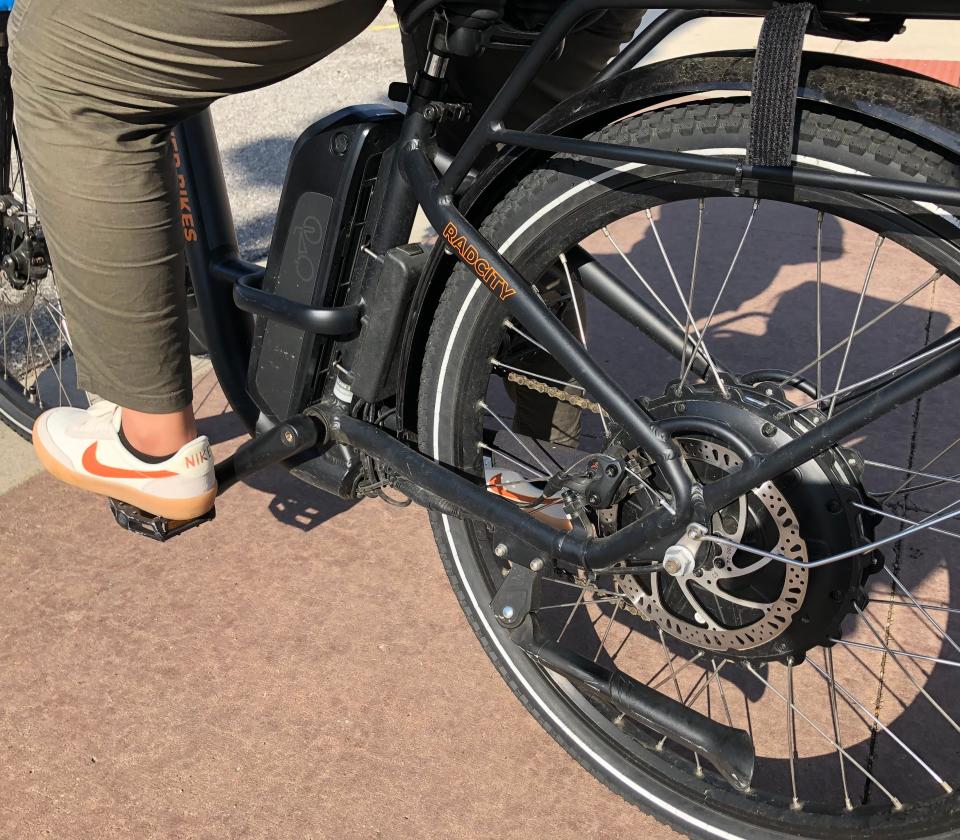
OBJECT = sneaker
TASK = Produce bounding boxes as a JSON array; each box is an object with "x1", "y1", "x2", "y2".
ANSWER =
[{"x1": 32, "y1": 402, "x2": 217, "y2": 521}]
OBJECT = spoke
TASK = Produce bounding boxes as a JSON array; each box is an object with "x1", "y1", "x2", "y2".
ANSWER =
[
  {"x1": 556, "y1": 589, "x2": 585, "y2": 643},
  {"x1": 43, "y1": 297, "x2": 67, "y2": 321},
  {"x1": 1, "y1": 312, "x2": 8, "y2": 380},
  {"x1": 658, "y1": 628, "x2": 686, "y2": 703},
  {"x1": 594, "y1": 598, "x2": 622, "y2": 661},
  {"x1": 679, "y1": 199, "x2": 759, "y2": 391},
  {"x1": 682, "y1": 669, "x2": 710, "y2": 708},
  {"x1": 29, "y1": 314, "x2": 71, "y2": 408},
  {"x1": 710, "y1": 659, "x2": 734, "y2": 727},
  {"x1": 539, "y1": 596, "x2": 622, "y2": 610},
  {"x1": 548, "y1": 578, "x2": 621, "y2": 599},
  {"x1": 657, "y1": 628, "x2": 702, "y2": 774},
  {"x1": 559, "y1": 252, "x2": 609, "y2": 436},
  {"x1": 644, "y1": 207, "x2": 728, "y2": 397},
  {"x1": 700, "y1": 499, "x2": 960, "y2": 570},
  {"x1": 865, "y1": 459, "x2": 960, "y2": 497},
  {"x1": 809, "y1": 656, "x2": 952, "y2": 794},
  {"x1": 648, "y1": 651, "x2": 705, "y2": 692},
  {"x1": 815, "y1": 210, "x2": 824, "y2": 399},
  {"x1": 24, "y1": 312, "x2": 33, "y2": 396},
  {"x1": 478, "y1": 400, "x2": 553, "y2": 475},
  {"x1": 787, "y1": 660, "x2": 801, "y2": 810},
  {"x1": 602, "y1": 224, "x2": 726, "y2": 395},
  {"x1": 681, "y1": 198, "x2": 705, "y2": 378},
  {"x1": 477, "y1": 442, "x2": 549, "y2": 480},
  {"x1": 782, "y1": 330, "x2": 960, "y2": 418},
  {"x1": 490, "y1": 357, "x2": 586, "y2": 391},
  {"x1": 856, "y1": 608, "x2": 960, "y2": 739},
  {"x1": 827, "y1": 235, "x2": 884, "y2": 418},
  {"x1": 872, "y1": 564, "x2": 960, "y2": 659},
  {"x1": 882, "y1": 435, "x2": 960, "y2": 501},
  {"x1": 789, "y1": 269, "x2": 942, "y2": 387},
  {"x1": 57, "y1": 321, "x2": 65, "y2": 406},
  {"x1": 867, "y1": 597, "x2": 960, "y2": 616},
  {"x1": 833, "y1": 640, "x2": 960, "y2": 669},
  {"x1": 852, "y1": 501, "x2": 960, "y2": 542},
  {"x1": 823, "y1": 648, "x2": 854, "y2": 810},
  {"x1": 743, "y1": 662, "x2": 902, "y2": 810},
  {"x1": 876, "y1": 476, "x2": 960, "y2": 496},
  {"x1": 504, "y1": 319, "x2": 549, "y2": 354}
]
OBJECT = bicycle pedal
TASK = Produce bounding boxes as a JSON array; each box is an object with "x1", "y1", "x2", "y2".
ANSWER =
[{"x1": 107, "y1": 498, "x2": 216, "y2": 542}]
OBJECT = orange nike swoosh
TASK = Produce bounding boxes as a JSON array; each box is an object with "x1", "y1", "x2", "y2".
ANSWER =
[{"x1": 82, "y1": 442, "x2": 177, "y2": 479}]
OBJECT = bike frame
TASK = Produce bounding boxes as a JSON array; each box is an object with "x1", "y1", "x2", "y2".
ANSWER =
[{"x1": 177, "y1": 0, "x2": 960, "y2": 569}]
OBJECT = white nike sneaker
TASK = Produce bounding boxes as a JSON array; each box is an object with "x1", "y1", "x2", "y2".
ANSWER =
[{"x1": 32, "y1": 402, "x2": 217, "y2": 520}]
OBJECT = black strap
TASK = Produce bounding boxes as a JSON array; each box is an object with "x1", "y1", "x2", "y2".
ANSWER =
[{"x1": 747, "y1": 2, "x2": 814, "y2": 168}]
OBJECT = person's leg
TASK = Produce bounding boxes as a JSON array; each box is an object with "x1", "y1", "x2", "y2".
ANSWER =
[
  {"x1": 11, "y1": 0, "x2": 383, "y2": 514},
  {"x1": 122, "y1": 409, "x2": 199, "y2": 458}
]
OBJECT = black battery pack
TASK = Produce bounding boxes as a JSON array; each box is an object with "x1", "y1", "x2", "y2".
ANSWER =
[{"x1": 248, "y1": 105, "x2": 402, "y2": 422}]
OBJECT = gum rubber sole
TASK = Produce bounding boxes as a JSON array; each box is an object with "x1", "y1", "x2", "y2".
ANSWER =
[{"x1": 32, "y1": 417, "x2": 217, "y2": 521}]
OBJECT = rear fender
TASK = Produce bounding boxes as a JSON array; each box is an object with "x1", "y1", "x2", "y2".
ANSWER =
[{"x1": 397, "y1": 50, "x2": 960, "y2": 433}]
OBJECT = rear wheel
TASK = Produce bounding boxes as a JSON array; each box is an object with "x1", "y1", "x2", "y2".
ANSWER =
[{"x1": 420, "y1": 101, "x2": 960, "y2": 838}]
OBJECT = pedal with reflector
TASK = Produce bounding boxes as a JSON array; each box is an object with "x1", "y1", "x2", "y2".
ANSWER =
[{"x1": 108, "y1": 498, "x2": 216, "y2": 542}]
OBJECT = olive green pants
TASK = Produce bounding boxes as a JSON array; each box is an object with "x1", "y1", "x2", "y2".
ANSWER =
[{"x1": 10, "y1": 1, "x2": 643, "y2": 427}]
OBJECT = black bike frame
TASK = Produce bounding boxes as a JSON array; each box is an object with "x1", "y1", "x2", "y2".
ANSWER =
[
  {"x1": 177, "y1": 0, "x2": 960, "y2": 567},
  {"x1": 173, "y1": 112, "x2": 262, "y2": 433}
]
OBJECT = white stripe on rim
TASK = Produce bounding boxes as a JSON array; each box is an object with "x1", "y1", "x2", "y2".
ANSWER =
[{"x1": 431, "y1": 147, "x2": 960, "y2": 838}]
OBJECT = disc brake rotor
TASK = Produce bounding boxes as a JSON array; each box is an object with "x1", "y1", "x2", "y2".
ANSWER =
[{"x1": 617, "y1": 438, "x2": 810, "y2": 653}]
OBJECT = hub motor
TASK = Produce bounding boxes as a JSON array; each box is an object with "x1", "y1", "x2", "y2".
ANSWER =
[{"x1": 608, "y1": 378, "x2": 880, "y2": 662}]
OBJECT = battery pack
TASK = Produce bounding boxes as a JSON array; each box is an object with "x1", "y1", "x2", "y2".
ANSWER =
[{"x1": 248, "y1": 106, "x2": 402, "y2": 422}]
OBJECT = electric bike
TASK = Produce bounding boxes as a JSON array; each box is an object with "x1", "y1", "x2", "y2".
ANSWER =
[{"x1": 3, "y1": 2, "x2": 960, "y2": 837}]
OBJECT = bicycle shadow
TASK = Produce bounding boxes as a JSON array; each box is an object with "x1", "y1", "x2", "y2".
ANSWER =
[{"x1": 195, "y1": 397, "x2": 356, "y2": 534}]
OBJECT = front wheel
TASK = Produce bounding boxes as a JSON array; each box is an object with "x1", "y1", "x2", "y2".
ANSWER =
[{"x1": 420, "y1": 101, "x2": 960, "y2": 838}]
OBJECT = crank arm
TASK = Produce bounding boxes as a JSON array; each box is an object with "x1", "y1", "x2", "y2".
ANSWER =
[
  {"x1": 213, "y1": 413, "x2": 325, "y2": 494},
  {"x1": 511, "y1": 616, "x2": 755, "y2": 791}
]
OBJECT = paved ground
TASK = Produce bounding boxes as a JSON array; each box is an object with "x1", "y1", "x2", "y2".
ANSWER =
[
  {"x1": 2, "y1": 7, "x2": 960, "y2": 839},
  {"x1": 3, "y1": 375, "x2": 685, "y2": 840}
]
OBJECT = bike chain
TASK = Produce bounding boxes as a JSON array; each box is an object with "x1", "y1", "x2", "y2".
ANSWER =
[{"x1": 506, "y1": 372, "x2": 602, "y2": 415}]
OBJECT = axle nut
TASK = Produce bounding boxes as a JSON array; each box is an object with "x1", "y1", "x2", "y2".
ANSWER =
[{"x1": 663, "y1": 544, "x2": 696, "y2": 577}]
